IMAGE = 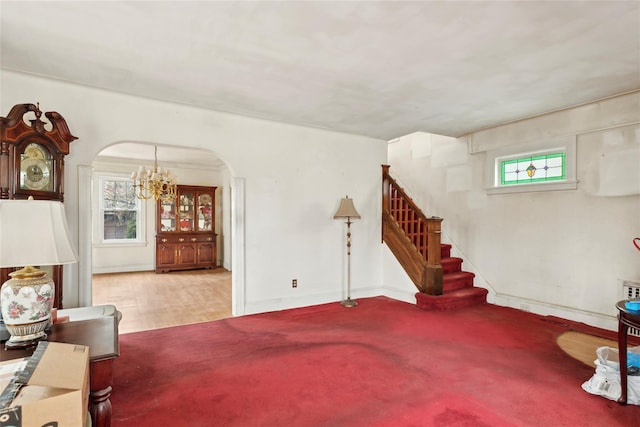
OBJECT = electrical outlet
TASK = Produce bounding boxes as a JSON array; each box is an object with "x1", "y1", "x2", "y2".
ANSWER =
[{"x1": 292, "y1": 279, "x2": 297, "y2": 288}]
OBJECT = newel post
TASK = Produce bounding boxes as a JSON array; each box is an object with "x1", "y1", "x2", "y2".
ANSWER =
[
  {"x1": 381, "y1": 165, "x2": 391, "y2": 242},
  {"x1": 424, "y1": 216, "x2": 443, "y2": 295}
]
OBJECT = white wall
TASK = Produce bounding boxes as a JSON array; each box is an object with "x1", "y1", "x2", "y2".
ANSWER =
[
  {"x1": 9, "y1": 69, "x2": 635, "y2": 330},
  {"x1": 1, "y1": 70, "x2": 387, "y2": 314},
  {"x1": 385, "y1": 92, "x2": 640, "y2": 331}
]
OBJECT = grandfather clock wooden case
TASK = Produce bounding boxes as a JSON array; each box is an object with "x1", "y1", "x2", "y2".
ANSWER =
[
  {"x1": 155, "y1": 185, "x2": 217, "y2": 273},
  {"x1": 0, "y1": 103, "x2": 78, "y2": 309}
]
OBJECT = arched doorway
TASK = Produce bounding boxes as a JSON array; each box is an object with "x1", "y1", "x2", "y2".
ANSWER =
[{"x1": 76, "y1": 142, "x2": 245, "y2": 332}]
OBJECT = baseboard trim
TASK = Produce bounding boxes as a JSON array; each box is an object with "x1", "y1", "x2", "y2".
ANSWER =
[
  {"x1": 92, "y1": 264, "x2": 153, "y2": 275},
  {"x1": 383, "y1": 285, "x2": 617, "y2": 331},
  {"x1": 492, "y1": 293, "x2": 618, "y2": 332},
  {"x1": 382, "y1": 286, "x2": 415, "y2": 304},
  {"x1": 243, "y1": 286, "x2": 381, "y2": 315}
]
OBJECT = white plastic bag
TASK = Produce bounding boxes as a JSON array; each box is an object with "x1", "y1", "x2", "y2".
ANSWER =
[{"x1": 581, "y1": 346, "x2": 640, "y2": 404}]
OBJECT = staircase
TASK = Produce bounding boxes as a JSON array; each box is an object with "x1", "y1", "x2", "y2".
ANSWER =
[{"x1": 382, "y1": 165, "x2": 487, "y2": 310}]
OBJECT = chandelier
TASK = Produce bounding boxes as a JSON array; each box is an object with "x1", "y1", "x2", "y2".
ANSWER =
[{"x1": 130, "y1": 146, "x2": 177, "y2": 201}]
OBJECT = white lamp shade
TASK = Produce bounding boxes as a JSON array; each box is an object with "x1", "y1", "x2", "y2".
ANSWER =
[{"x1": 0, "y1": 199, "x2": 78, "y2": 268}]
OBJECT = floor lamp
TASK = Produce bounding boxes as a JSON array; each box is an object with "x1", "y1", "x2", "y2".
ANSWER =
[{"x1": 334, "y1": 196, "x2": 361, "y2": 307}]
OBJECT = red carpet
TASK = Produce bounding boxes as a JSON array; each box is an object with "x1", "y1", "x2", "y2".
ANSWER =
[{"x1": 111, "y1": 297, "x2": 640, "y2": 426}]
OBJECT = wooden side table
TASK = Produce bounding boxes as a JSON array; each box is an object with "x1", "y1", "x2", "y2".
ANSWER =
[
  {"x1": 1, "y1": 316, "x2": 119, "y2": 427},
  {"x1": 616, "y1": 299, "x2": 640, "y2": 405}
]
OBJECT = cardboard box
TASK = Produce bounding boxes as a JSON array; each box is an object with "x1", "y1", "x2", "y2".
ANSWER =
[{"x1": 0, "y1": 341, "x2": 89, "y2": 427}]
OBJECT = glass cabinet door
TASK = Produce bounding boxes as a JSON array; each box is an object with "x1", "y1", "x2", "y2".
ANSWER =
[
  {"x1": 179, "y1": 192, "x2": 195, "y2": 232},
  {"x1": 159, "y1": 198, "x2": 176, "y2": 232},
  {"x1": 198, "y1": 193, "x2": 213, "y2": 232}
]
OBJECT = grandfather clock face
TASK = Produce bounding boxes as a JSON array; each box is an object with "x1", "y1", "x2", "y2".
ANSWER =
[{"x1": 19, "y1": 142, "x2": 55, "y2": 192}]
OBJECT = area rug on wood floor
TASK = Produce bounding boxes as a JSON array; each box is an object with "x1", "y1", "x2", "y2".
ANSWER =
[{"x1": 111, "y1": 297, "x2": 640, "y2": 426}]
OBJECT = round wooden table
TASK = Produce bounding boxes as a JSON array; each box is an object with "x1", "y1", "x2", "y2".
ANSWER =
[{"x1": 616, "y1": 299, "x2": 640, "y2": 404}]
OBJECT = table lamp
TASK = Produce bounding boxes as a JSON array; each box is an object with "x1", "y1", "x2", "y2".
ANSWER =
[{"x1": 0, "y1": 198, "x2": 78, "y2": 348}]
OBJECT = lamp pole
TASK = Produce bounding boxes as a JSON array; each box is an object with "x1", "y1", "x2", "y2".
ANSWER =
[{"x1": 342, "y1": 215, "x2": 357, "y2": 307}]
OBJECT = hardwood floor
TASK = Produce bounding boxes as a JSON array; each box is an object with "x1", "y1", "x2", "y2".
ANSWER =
[
  {"x1": 556, "y1": 331, "x2": 617, "y2": 368},
  {"x1": 92, "y1": 268, "x2": 231, "y2": 334}
]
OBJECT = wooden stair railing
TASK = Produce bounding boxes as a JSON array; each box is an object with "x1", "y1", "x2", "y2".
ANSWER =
[{"x1": 382, "y1": 165, "x2": 443, "y2": 295}]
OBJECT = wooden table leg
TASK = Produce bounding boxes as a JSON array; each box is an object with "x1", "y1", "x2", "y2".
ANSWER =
[
  {"x1": 617, "y1": 319, "x2": 628, "y2": 405},
  {"x1": 89, "y1": 358, "x2": 115, "y2": 427}
]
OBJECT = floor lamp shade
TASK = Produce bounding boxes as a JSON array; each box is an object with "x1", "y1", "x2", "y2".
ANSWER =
[
  {"x1": 334, "y1": 196, "x2": 360, "y2": 307},
  {"x1": 0, "y1": 199, "x2": 78, "y2": 347},
  {"x1": 333, "y1": 197, "x2": 361, "y2": 220}
]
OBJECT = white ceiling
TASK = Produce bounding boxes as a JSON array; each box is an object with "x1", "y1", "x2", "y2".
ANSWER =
[{"x1": 1, "y1": 1, "x2": 639, "y2": 141}]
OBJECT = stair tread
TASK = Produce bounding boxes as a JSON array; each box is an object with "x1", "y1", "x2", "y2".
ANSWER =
[
  {"x1": 442, "y1": 287, "x2": 487, "y2": 297},
  {"x1": 443, "y1": 271, "x2": 475, "y2": 280},
  {"x1": 443, "y1": 271, "x2": 477, "y2": 292},
  {"x1": 415, "y1": 287, "x2": 488, "y2": 311},
  {"x1": 441, "y1": 257, "x2": 463, "y2": 274}
]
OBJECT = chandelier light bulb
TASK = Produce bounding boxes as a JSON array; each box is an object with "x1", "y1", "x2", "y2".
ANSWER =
[{"x1": 131, "y1": 146, "x2": 177, "y2": 202}]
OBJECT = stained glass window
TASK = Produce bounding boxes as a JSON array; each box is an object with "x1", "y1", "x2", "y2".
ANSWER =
[{"x1": 500, "y1": 153, "x2": 565, "y2": 185}]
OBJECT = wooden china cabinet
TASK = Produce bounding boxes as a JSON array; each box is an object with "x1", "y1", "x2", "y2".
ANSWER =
[
  {"x1": 155, "y1": 185, "x2": 217, "y2": 273},
  {"x1": 0, "y1": 103, "x2": 78, "y2": 308}
]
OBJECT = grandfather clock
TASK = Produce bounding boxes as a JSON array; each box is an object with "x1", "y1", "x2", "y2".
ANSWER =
[{"x1": 0, "y1": 103, "x2": 78, "y2": 309}]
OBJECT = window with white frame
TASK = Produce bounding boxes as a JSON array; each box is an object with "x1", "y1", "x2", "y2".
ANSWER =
[
  {"x1": 98, "y1": 175, "x2": 144, "y2": 243},
  {"x1": 485, "y1": 136, "x2": 577, "y2": 194}
]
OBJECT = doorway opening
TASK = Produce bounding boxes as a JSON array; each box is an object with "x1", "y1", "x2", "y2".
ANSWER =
[{"x1": 86, "y1": 142, "x2": 237, "y2": 333}]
